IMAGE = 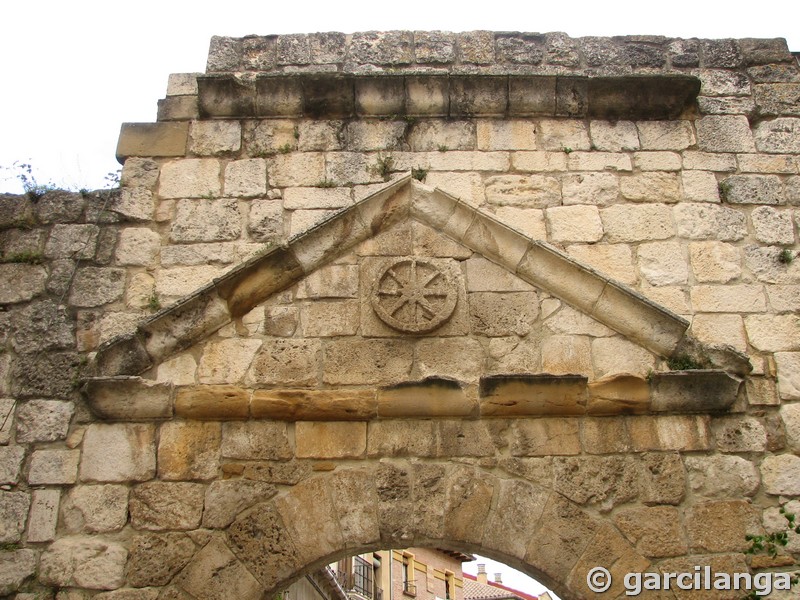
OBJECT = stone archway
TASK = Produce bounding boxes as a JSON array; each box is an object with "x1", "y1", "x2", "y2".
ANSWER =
[{"x1": 139, "y1": 461, "x2": 652, "y2": 600}]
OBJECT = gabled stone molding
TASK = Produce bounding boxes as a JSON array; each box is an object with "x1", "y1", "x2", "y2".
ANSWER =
[{"x1": 90, "y1": 175, "x2": 749, "y2": 419}]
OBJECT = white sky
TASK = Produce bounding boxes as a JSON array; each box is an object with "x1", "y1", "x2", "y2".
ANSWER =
[
  {"x1": 463, "y1": 556, "x2": 561, "y2": 599},
  {"x1": 1, "y1": 1, "x2": 798, "y2": 193}
]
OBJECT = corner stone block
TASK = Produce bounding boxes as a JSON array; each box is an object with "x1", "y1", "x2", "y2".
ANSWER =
[
  {"x1": 80, "y1": 423, "x2": 156, "y2": 483},
  {"x1": 295, "y1": 421, "x2": 367, "y2": 459},
  {"x1": 116, "y1": 122, "x2": 189, "y2": 161}
]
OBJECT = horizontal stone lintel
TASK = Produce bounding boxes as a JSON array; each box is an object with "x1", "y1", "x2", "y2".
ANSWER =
[
  {"x1": 195, "y1": 73, "x2": 700, "y2": 121},
  {"x1": 84, "y1": 371, "x2": 740, "y2": 421}
]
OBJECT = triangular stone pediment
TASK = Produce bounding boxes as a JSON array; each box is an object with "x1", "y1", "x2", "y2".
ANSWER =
[{"x1": 88, "y1": 175, "x2": 749, "y2": 421}]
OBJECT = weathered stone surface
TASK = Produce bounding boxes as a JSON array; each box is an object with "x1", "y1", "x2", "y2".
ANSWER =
[
  {"x1": 174, "y1": 385, "x2": 249, "y2": 420},
  {"x1": 127, "y1": 532, "x2": 196, "y2": 587},
  {"x1": 159, "y1": 159, "x2": 221, "y2": 199},
  {"x1": 620, "y1": 172, "x2": 681, "y2": 203},
  {"x1": 541, "y1": 335, "x2": 593, "y2": 377},
  {"x1": 40, "y1": 536, "x2": 128, "y2": 590},
  {"x1": 637, "y1": 120, "x2": 694, "y2": 150},
  {"x1": 0, "y1": 549, "x2": 37, "y2": 596},
  {"x1": 80, "y1": 424, "x2": 156, "y2": 482},
  {"x1": 0, "y1": 399, "x2": 14, "y2": 445},
  {"x1": 691, "y1": 313, "x2": 747, "y2": 352},
  {"x1": 637, "y1": 452, "x2": 685, "y2": 505},
  {"x1": 322, "y1": 339, "x2": 413, "y2": 385},
  {"x1": 69, "y1": 267, "x2": 126, "y2": 307},
  {"x1": 485, "y1": 175, "x2": 560, "y2": 208},
  {"x1": 189, "y1": 121, "x2": 241, "y2": 155},
  {"x1": 202, "y1": 479, "x2": 277, "y2": 529},
  {"x1": 637, "y1": 240, "x2": 688, "y2": 285},
  {"x1": 685, "y1": 455, "x2": 759, "y2": 498},
  {"x1": 566, "y1": 243, "x2": 636, "y2": 285},
  {"x1": 761, "y1": 454, "x2": 800, "y2": 495},
  {"x1": 115, "y1": 228, "x2": 161, "y2": 266},
  {"x1": 689, "y1": 241, "x2": 741, "y2": 282},
  {"x1": 176, "y1": 537, "x2": 261, "y2": 600},
  {"x1": 628, "y1": 415, "x2": 711, "y2": 451},
  {"x1": 248, "y1": 339, "x2": 321, "y2": 386},
  {"x1": 408, "y1": 120, "x2": 476, "y2": 151},
  {"x1": 86, "y1": 378, "x2": 173, "y2": 421},
  {"x1": 221, "y1": 422, "x2": 292, "y2": 460},
  {"x1": 511, "y1": 419, "x2": 580, "y2": 456},
  {"x1": 0, "y1": 264, "x2": 47, "y2": 304},
  {"x1": 586, "y1": 375, "x2": 650, "y2": 416},
  {"x1": 602, "y1": 203, "x2": 674, "y2": 242},
  {"x1": 15, "y1": 399, "x2": 74, "y2": 442},
  {"x1": 754, "y1": 117, "x2": 800, "y2": 153},
  {"x1": 198, "y1": 338, "x2": 262, "y2": 384},
  {"x1": 745, "y1": 314, "x2": 800, "y2": 351},
  {"x1": 751, "y1": 206, "x2": 795, "y2": 243},
  {"x1": 589, "y1": 120, "x2": 639, "y2": 151},
  {"x1": 720, "y1": 174, "x2": 783, "y2": 204},
  {"x1": 112, "y1": 187, "x2": 155, "y2": 221},
  {"x1": 592, "y1": 338, "x2": 655, "y2": 379},
  {"x1": 696, "y1": 115, "x2": 756, "y2": 152},
  {"x1": 674, "y1": 203, "x2": 747, "y2": 240},
  {"x1": 691, "y1": 284, "x2": 766, "y2": 312},
  {"x1": 130, "y1": 482, "x2": 204, "y2": 531},
  {"x1": 0, "y1": 491, "x2": 29, "y2": 543},
  {"x1": 251, "y1": 388, "x2": 376, "y2": 420},
  {"x1": 781, "y1": 402, "x2": 800, "y2": 452},
  {"x1": 224, "y1": 158, "x2": 267, "y2": 197},
  {"x1": 170, "y1": 198, "x2": 241, "y2": 242},
  {"x1": 296, "y1": 421, "x2": 367, "y2": 458},
  {"x1": 415, "y1": 338, "x2": 485, "y2": 382},
  {"x1": 546, "y1": 205, "x2": 604, "y2": 242},
  {"x1": 26, "y1": 488, "x2": 60, "y2": 542},
  {"x1": 686, "y1": 500, "x2": 759, "y2": 552},
  {"x1": 443, "y1": 467, "x2": 495, "y2": 547},
  {"x1": 45, "y1": 224, "x2": 99, "y2": 259},
  {"x1": 0, "y1": 446, "x2": 25, "y2": 484},
  {"x1": 561, "y1": 172, "x2": 619, "y2": 206},
  {"x1": 158, "y1": 421, "x2": 221, "y2": 481},
  {"x1": 713, "y1": 415, "x2": 767, "y2": 452},
  {"x1": 61, "y1": 485, "x2": 128, "y2": 533},
  {"x1": 615, "y1": 506, "x2": 687, "y2": 557},
  {"x1": 469, "y1": 291, "x2": 539, "y2": 337},
  {"x1": 28, "y1": 449, "x2": 80, "y2": 484},
  {"x1": 554, "y1": 455, "x2": 637, "y2": 510}
]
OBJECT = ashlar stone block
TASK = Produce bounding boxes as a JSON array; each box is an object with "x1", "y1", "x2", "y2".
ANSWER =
[
  {"x1": 28, "y1": 449, "x2": 80, "y2": 485},
  {"x1": 751, "y1": 206, "x2": 795, "y2": 244},
  {"x1": 696, "y1": 115, "x2": 756, "y2": 152},
  {"x1": 601, "y1": 203, "x2": 674, "y2": 242},
  {"x1": 115, "y1": 228, "x2": 161, "y2": 266},
  {"x1": 538, "y1": 119, "x2": 590, "y2": 151},
  {"x1": 0, "y1": 491, "x2": 30, "y2": 543},
  {"x1": 170, "y1": 198, "x2": 241, "y2": 243},
  {"x1": 159, "y1": 159, "x2": 221, "y2": 199},
  {"x1": 198, "y1": 338, "x2": 262, "y2": 384},
  {"x1": 224, "y1": 158, "x2": 267, "y2": 197},
  {"x1": 685, "y1": 455, "x2": 759, "y2": 499},
  {"x1": 546, "y1": 205, "x2": 603, "y2": 242},
  {"x1": 761, "y1": 454, "x2": 800, "y2": 495},
  {"x1": 80, "y1": 424, "x2": 156, "y2": 483},
  {"x1": 637, "y1": 240, "x2": 688, "y2": 286},
  {"x1": 589, "y1": 120, "x2": 640, "y2": 151},
  {"x1": 775, "y1": 352, "x2": 800, "y2": 400},
  {"x1": 221, "y1": 422, "x2": 292, "y2": 460},
  {"x1": 130, "y1": 482, "x2": 205, "y2": 531},
  {"x1": 189, "y1": 121, "x2": 241, "y2": 155},
  {"x1": 26, "y1": 488, "x2": 60, "y2": 543},
  {"x1": 636, "y1": 120, "x2": 695, "y2": 150},
  {"x1": 15, "y1": 399, "x2": 74, "y2": 443},
  {"x1": 689, "y1": 241, "x2": 741, "y2": 283},
  {"x1": 561, "y1": 172, "x2": 618, "y2": 206},
  {"x1": 296, "y1": 422, "x2": 366, "y2": 459},
  {"x1": 40, "y1": 536, "x2": 128, "y2": 590},
  {"x1": 61, "y1": 485, "x2": 129, "y2": 533},
  {"x1": 158, "y1": 421, "x2": 221, "y2": 481},
  {"x1": 682, "y1": 170, "x2": 721, "y2": 202}
]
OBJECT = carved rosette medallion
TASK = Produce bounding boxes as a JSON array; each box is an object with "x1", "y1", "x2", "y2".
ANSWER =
[{"x1": 371, "y1": 258, "x2": 458, "y2": 333}]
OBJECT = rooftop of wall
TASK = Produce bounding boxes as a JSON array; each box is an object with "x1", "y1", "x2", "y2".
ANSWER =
[{"x1": 206, "y1": 31, "x2": 794, "y2": 76}]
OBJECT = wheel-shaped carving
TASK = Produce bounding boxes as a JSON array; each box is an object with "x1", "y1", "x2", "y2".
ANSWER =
[{"x1": 371, "y1": 258, "x2": 458, "y2": 333}]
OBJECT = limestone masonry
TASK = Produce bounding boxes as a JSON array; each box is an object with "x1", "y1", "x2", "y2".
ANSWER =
[{"x1": 0, "y1": 31, "x2": 799, "y2": 599}]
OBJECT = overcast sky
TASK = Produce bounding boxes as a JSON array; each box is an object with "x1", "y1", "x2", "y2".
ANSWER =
[{"x1": 1, "y1": 1, "x2": 798, "y2": 193}]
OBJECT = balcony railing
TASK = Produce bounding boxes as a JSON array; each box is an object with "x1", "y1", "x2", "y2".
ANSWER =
[
  {"x1": 403, "y1": 581, "x2": 417, "y2": 596},
  {"x1": 335, "y1": 556, "x2": 380, "y2": 600}
]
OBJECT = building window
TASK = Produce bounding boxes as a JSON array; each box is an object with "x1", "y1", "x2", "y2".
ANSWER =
[
  {"x1": 445, "y1": 571, "x2": 454, "y2": 600},
  {"x1": 402, "y1": 553, "x2": 416, "y2": 596}
]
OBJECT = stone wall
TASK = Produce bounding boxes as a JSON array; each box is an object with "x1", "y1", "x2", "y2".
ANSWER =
[{"x1": 0, "y1": 31, "x2": 799, "y2": 600}]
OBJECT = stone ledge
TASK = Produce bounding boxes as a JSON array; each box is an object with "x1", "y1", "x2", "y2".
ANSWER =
[
  {"x1": 84, "y1": 371, "x2": 740, "y2": 421},
  {"x1": 196, "y1": 73, "x2": 700, "y2": 120}
]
